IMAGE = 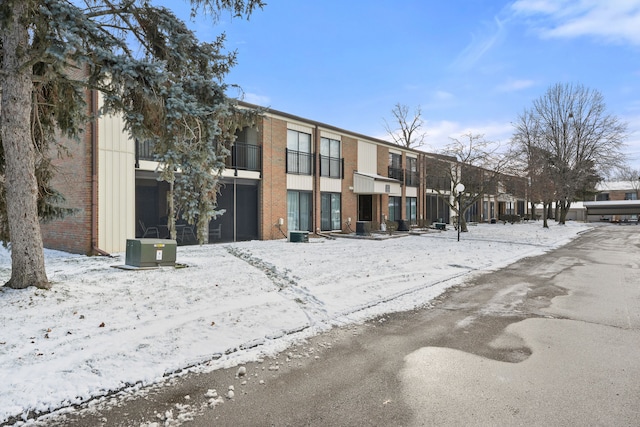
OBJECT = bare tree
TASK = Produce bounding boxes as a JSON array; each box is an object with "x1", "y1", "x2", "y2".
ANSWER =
[
  {"x1": 511, "y1": 110, "x2": 559, "y2": 228},
  {"x1": 612, "y1": 166, "x2": 640, "y2": 192},
  {"x1": 527, "y1": 83, "x2": 627, "y2": 224},
  {"x1": 383, "y1": 103, "x2": 426, "y2": 148},
  {"x1": 428, "y1": 133, "x2": 515, "y2": 232}
]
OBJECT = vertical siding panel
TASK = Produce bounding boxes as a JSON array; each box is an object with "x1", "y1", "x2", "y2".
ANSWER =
[{"x1": 98, "y1": 109, "x2": 135, "y2": 253}]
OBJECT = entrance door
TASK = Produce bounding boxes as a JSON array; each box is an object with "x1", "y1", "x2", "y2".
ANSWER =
[{"x1": 358, "y1": 195, "x2": 373, "y2": 221}]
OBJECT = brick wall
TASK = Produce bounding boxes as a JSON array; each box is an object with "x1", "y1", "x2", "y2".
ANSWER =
[
  {"x1": 40, "y1": 89, "x2": 95, "y2": 255},
  {"x1": 341, "y1": 135, "x2": 358, "y2": 232},
  {"x1": 608, "y1": 190, "x2": 637, "y2": 201},
  {"x1": 259, "y1": 116, "x2": 288, "y2": 239}
]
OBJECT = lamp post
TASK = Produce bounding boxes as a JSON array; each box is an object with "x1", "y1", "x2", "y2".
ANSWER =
[{"x1": 456, "y1": 183, "x2": 465, "y2": 242}]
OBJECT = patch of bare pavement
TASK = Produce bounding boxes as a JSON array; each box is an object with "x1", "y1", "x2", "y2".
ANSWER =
[{"x1": 35, "y1": 225, "x2": 640, "y2": 426}]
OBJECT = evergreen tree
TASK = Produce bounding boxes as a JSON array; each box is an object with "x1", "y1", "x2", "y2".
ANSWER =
[{"x1": 0, "y1": 0, "x2": 264, "y2": 289}]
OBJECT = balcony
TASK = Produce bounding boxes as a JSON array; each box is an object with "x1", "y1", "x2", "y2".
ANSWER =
[
  {"x1": 388, "y1": 166, "x2": 404, "y2": 182},
  {"x1": 137, "y1": 139, "x2": 155, "y2": 161},
  {"x1": 136, "y1": 140, "x2": 261, "y2": 173},
  {"x1": 226, "y1": 142, "x2": 261, "y2": 173},
  {"x1": 287, "y1": 149, "x2": 314, "y2": 175},
  {"x1": 320, "y1": 155, "x2": 343, "y2": 179},
  {"x1": 405, "y1": 170, "x2": 420, "y2": 187}
]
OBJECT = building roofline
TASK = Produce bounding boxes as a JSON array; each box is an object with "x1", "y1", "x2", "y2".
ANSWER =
[{"x1": 238, "y1": 100, "x2": 437, "y2": 157}]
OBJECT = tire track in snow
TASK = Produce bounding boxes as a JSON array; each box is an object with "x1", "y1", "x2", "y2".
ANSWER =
[{"x1": 225, "y1": 246, "x2": 329, "y2": 327}]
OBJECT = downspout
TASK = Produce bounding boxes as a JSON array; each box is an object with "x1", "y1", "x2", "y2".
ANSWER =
[
  {"x1": 90, "y1": 89, "x2": 110, "y2": 257},
  {"x1": 313, "y1": 125, "x2": 320, "y2": 235}
]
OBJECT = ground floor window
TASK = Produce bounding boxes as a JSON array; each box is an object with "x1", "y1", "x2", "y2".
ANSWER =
[
  {"x1": 321, "y1": 192, "x2": 341, "y2": 231},
  {"x1": 406, "y1": 197, "x2": 417, "y2": 224},
  {"x1": 388, "y1": 196, "x2": 401, "y2": 222},
  {"x1": 287, "y1": 191, "x2": 313, "y2": 231}
]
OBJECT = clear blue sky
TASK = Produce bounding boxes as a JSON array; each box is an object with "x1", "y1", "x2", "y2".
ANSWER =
[{"x1": 183, "y1": 0, "x2": 640, "y2": 170}]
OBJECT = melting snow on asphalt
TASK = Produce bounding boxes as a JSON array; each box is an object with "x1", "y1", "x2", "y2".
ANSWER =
[{"x1": 0, "y1": 222, "x2": 591, "y2": 425}]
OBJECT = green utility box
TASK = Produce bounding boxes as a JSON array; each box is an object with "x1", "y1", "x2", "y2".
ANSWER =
[
  {"x1": 125, "y1": 238, "x2": 177, "y2": 267},
  {"x1": 288, "y1": 231, "x2": 309, "y2": 243}
]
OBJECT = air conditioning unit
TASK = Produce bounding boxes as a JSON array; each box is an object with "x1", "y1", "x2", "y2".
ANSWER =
[{"x1": 125, "y1": 239, "x2": 177, "y2": 267}]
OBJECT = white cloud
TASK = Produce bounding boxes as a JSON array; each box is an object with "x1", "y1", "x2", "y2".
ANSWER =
[
  {"x1": 451, "y1": 16, "x2": 507, "y2": 70},
  {"x1": 496, "y1": 78, "x2": 536, "y2": 92},
  {"x1": 511, "y1": 0, "x2": 640, "y2": 46},
  {"x1": 621, "y1": 113, "x2": 640, "y2": 169},
  {"x1": 434, "y1": 90, "x2": 455, "y2": 101},
  {"x1": 420, "y1": 120, "x2": 515, "y2": 153}
]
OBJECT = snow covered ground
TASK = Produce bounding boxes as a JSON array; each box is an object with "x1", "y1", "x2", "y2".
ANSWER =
[{"x1": 0, "y1": 221, "x2": 592, "y2": 425}]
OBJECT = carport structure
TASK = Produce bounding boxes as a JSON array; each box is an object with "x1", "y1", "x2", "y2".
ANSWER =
[{"x1": 583, "y1": 200, "x2": 640, "y2": 222}]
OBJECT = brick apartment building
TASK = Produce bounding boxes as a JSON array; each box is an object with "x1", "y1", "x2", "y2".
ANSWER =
[{"x1": 40, "y1": 99, "x2": 528, "y2": 255}]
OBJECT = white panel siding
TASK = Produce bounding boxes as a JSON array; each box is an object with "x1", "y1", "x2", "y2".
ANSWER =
[
  {"x1": 374, "y1": 180, "x2": 401, "y2": 196},
  {"x1": 287, "y1": 174, "x2": 313, "y2": 190},
  {"x1": 357, "y1": 140, "x2": 377, "y2": 174},
  {"x1": 98, "y1": 101, "x2": 135, "y2": 253},
  {"x1": 287, "y1": 123, "x2": 314, "y2": 135},
  {"x1": 353, "y1": 173, "x2": 374, "y2": 193},
  {"x1": 320, "y1": 177, "x2": 342, "y2": 193},
  {"x1": 406, "y1": 187, "x2": 417, "y2": 198},
  {"x1": 221, "y1": 169, "x2": 261, "y2": 180},
  {"x1": 320, "y1": 130, "x2": 341, "y2": 141}
]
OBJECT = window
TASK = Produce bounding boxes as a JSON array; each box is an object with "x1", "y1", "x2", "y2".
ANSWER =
[
  {"x1": 287, "y1": 191, "x2": 313, "y2": 232},
  {"x1": 388, "y1": 196, "x2": 402, "y2": 222},
  {"x1": 625, "y1": 192, "x2": 638, "y2": 200},
  {"x1": 321, "y1": 193, "x2": 341, "y2": 231},
  {"x1": 287, "y1": 130, "x2": 312, "y2": 175},
  {"x1": 320, "y1": 137, "x2": 342, "y2": 178},
  {"x1": 388, "y1": 153, "x2": 403, "y2": 180},
  {"x1": 406, "y1": 197, "x2": 417, "y2": 224},
  {"x1": 596, "y1": 193, "x2": 610, "y2": 201},
  {"x1": 405, "y1": 157, "x2": 419, "y2": 186}
]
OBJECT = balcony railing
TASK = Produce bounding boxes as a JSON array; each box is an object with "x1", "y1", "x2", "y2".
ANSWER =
[
  {"x1": 138, "y1": 139, "x2": 155, "y2": 161},
  {"x1": 226, "y1": 142, "x2": 261, "y2": 172},
  {"x1": 137, "y1": 140, "x2": 261, "y2": 173},
  {"x1": 388, "y1": 166, "x2": 404, "y2": 181},
  {"x1": 287, "y1": 149, "x2": 314, "y2": 175},
  {"x1": 405, "y1": 170, "x2": 420, "y2": 187},
  {"x1": 320, "y1": 155, "x2": 343, "y2": 179}
]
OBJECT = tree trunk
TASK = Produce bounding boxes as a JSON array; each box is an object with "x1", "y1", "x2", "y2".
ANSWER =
[
  {"x1": 460, "y1": 215, "x2": 468, "y2": 232},
  {"x1": 558, "y1": 200, "x2": 570, "y2": 225},
  {"x1": 530, "y1": 202, "x2": 536, "y2": 220},
  {"x1": 1, "y1": 5, "x2": 50, "y2": 289}
]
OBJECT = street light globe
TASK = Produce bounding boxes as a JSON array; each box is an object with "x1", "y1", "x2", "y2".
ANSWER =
[{"x1": 455, "y1": 183, "x2": 465, "y2": 193}]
